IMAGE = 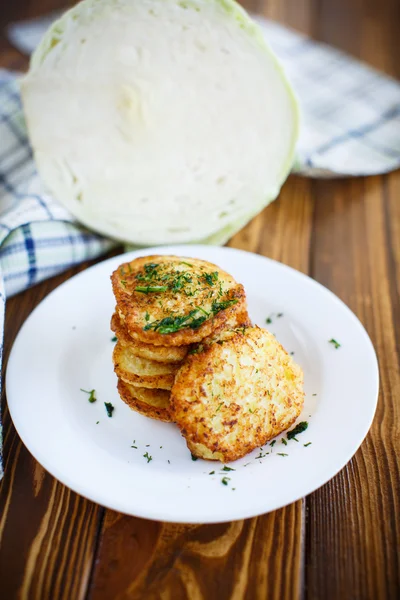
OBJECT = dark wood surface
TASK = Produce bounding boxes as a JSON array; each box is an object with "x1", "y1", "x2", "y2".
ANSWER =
[{"x1": 0, "y1": 1, "x2": 399, "y2": 598}]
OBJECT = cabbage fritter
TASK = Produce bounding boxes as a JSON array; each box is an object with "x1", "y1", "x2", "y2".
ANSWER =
[
  {"x1": 117, "y1": 379, "x2": 172, "y2": 422},
  {"x1": 170, "y1": 326, "x2": 304, "y2": 462},
  {"x1": 111, "y1": 255, "x2": 247, "y2": 346},
  {"x1": 111, "y1": 313, "x2": 189, "y2": 363},
  {"x1": 113, "y1": 342, "x2": 180, "y2": 390}
]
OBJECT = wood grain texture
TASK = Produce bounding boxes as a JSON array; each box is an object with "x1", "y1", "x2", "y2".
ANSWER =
[
  {"x1": 0, "y1": 257, "x2": 121, "y2": 599},
  {"x1": 306, "y1": 175, "x2": 400, "y2": 599},
  {"x1": 89, "y1": 504, "x2": 303, "y2": 600},
  {"x1": 0, "y1": 0, "x2": 399, "y2": 599}
]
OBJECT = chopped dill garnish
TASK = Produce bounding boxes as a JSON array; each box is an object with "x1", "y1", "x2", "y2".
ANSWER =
[
  {"x1": 111, "y1": 336, "x2": 117, "y2": 342},
  {"x1": 211, "y1": 299, "x2": 238, "y2": 313},
  {"x1": 180, "y1": 261, "x2": 193, "y2": 267},
  {"x1": 143, "y1": 452, "x2": 152, "y2": 463},
  {"x1": 209, "y1": 471, "x2": 215, "y2": 475},
  {"x1": 191, "y1": 454, "x2": 198, "y2": 461},
  {"x1": 277, "y1": 313, "x2": 284, "y2": 317},
  {"x1": 270, "y1": 440, "x2": 276, "y2": 447},
  {"x1": 281, "y1": 438, "x2": 288, "y2": 446},
  {"x1": 304, "y1": 442, "x2": 312, "y2": 447},
  {"x1": 277, "y1": 453, "x2": 288, "y2": 457},
  {"x1": 104, "y1": 402, "x2": 114, "y2": 417},
  {"x1": 135, "y1": 285, "x2": 168, "y2": 293},
  {"x1": 287, "y1": 421, "x2": 308, "y2": 440},
  {"x1": 80, "y1": 388, "x2": 97, "y2": 403},
  {"x1": 221, "y1": 477, "x2": 231, "y2": 485},
  {"x1": 202, "y1": 271, "x2": 219, "y2": 286},
  {"x1": 255, "y1": 451, "x2": 269, "y2": 459},
  {"x1": 222, "y1": 465, "x2": 235, "y2": 472},
  {"x1": 266, "y1": 316, "x2": 272, "y2": 324},
  {"x1": 131, "y1": 445, "x2": 137, "y2": 449},
  {"x1": 329, "y1": 338, "x2": 341, "y2": 349}
]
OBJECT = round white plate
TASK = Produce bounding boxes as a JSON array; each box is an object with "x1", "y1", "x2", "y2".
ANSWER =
[{"x1": 6, "y1": 245, "x2": 379, "y2": 523}]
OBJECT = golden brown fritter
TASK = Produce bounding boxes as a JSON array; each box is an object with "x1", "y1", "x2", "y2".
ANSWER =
[
  {"x1": 113, "y1": 342, "x2": 180, "y2": 390},
  {"x1": 111, "y1": 313, "x2": 189, "y2": 363},
  {"x1": 111, "y1": 255, "x2": 247, "y2": 346},
  {"x1": 170, "y1": 326, "x2": 304, "y2": 462},
  {"x1": 117, "y1": 379, "x2": 172, "y2": 422}
]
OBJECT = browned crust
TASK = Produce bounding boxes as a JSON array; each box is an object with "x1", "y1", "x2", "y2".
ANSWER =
[
  {"x1": 119, "y1": 286, "x2": 247, "y2": 346},
  {"x1": 111, "y1": 254, "x2": 248, "y2": 346},
  {"x1": 113, "y1": 342, "x2": 179, "y2": 390},
  {"x1": 170, "y1": 326, "x2": 304, "y2": 462},
  {"x1": 111, "y1": 313, "x2": 189, "y2": 363},
  {"x1": 117, "y1": 379, "x2": 172, "y2": 422}
]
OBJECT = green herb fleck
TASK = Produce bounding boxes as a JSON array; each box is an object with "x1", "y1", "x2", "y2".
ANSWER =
[
  {"x1": 277, "y1": 313, "x2": 284, "y2": 318},
  {"x1": 135, "y1": 285, "x2": 168, "y2": 293},
  {"x1": 277, "y1": 453, "x2": 288, "y2": 457},
  {"x1": 143, "y1": 452, "x2": 152, "y2": 463},
  {"x1": 270, "y1": 440, "x2": 276, "y2": 447},
  {"x1": 202, "y1": 271, "x2": 219, "y2": 286},
  {"x1": 255, "y1": 451, "x2": 269, "y2": 459},
  {"x1": 80, "y1": 388, "x2": 97, "y2": 403},
  {"x1": 281, "y1": 438, "x2": 288, "y2": 446},
  {"x1": 287, "y1": 421, "x2": 308, "y2": 440},
  {"x1": 211, "y1": 299, "x2": 238, "y2": 314},
  {"x1": 145, "y1": 312, "x2": 150, "y2": 322},
  {"x1": 329, "y1": 338, "x2": 341, "y2": 349},
  {"x1": 196, "y1": 305, "x2": 210, "y2": 317},
  {"x1": 304, "y1": 442, "x2": 312, "y2": 447},
  {"x1": 131, "y1": 445, "x2": 137, "y2": 449},
  {"x1": 249, "y1": 408, "x2": 254, "y2": 414},
  {"x1": 96, "y1": 421, "x2": 99, "y2": 424},
  {"x1": 120, "y1": 280, "x2": 127, "y2": 288},
  {"x1": 167, "y1": 460, "x2": 171, "y2": 464},
  {"x1": 232, "y1": 488, "x2": 236, "y2": 491},
  {"x1": 222, "y1": 465, "x2": 235, "y2": 472},
  {"x1": 191, "y1": 454, "x2": 198, "y2": 461},
  {"x1": 312, "y1": 393, "x2": 317, "y2": 396},
  {"x1": 221, "y1": 477, "x2": 230, "y2": 485},
  {"x1": 290, "y1": 351, "x2": 295, "y2": 356},
  {"x1": 209, "y1": 471, "x2": 215, "y2": 475},
  {"x1": 266, "y1": 317, "x2": 272, "y2": 324},
  {"x1": 180, "y1": 261, "x2": 193, "y2": 267},
  {"x1": 104, "y1": 402, "x2": 114, "y2": 417},
  {"x1": 111, "y1": 336, "x2": 117, "y2": 342}
]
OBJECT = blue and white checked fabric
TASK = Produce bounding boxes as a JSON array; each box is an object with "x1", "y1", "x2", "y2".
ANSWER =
[{"x1": 0, "y1": 12, "x2": 399, "y2": 477}]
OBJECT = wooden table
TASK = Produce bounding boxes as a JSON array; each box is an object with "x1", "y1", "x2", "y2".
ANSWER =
[{"x1": 1, "y1": 1, "x2": 399, "y2": 598}]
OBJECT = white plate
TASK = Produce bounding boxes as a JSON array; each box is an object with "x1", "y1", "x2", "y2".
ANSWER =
[{"x1": 6, "y1": 245, "x2": 379, "y2": 523}]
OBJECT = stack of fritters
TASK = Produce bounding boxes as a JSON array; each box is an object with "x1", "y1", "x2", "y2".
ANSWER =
[
  {"x1": 111, "y1": 254, "x2": 304, "y2": 462},
  {"x1": 111, "y1": 255, "x2": 249, "y2": 423}
]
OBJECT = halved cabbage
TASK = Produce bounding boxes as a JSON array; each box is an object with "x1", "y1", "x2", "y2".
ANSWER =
[{"x1": 21, "y1": 0, "x2": 299, "y2": 245}]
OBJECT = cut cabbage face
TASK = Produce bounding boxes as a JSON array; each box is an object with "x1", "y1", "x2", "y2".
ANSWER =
[{"x1": 21, "y1": 0, "x2": 299, "y2": 245}]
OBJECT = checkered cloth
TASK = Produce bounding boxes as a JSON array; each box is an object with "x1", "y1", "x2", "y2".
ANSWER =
[{"x1": 0, "y1": 12, "x2": 399, "y2": 477}]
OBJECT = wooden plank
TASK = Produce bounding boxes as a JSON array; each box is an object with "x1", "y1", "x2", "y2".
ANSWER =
[
  {"x1": 88, "y1": 176, "x2": 314, "y2": 600},
  {"x1": 306, "y1": 174, "x2": 400, "y2": 599},
  {"x1": 0, "y1": 261, "x2": 113, "y2": 599},
  {"x1": 304, "y1": 0, "x2": 400, "y2": 596}
]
